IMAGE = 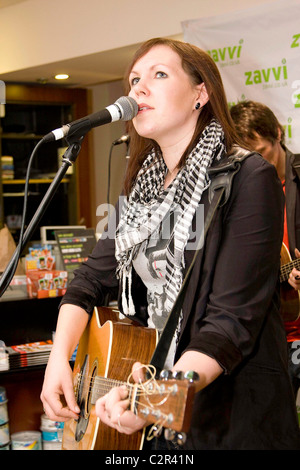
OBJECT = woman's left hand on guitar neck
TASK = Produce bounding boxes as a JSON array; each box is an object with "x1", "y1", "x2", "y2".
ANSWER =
[
  {"x1": 289, "y1": 248, "x2": 300, "y2": 290},
  {"x1": 95, "y1": 351, "x2": 223, "y2": 434},
  {"x1": 95, "y1": 362, "x2": 147, "y2": 435}
]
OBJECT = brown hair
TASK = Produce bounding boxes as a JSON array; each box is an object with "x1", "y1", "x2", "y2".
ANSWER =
[
  {"x1": 230, "y1": 100, "x2": 285, "y2": 145},
  {"x1": 123, "y1": 37, "x2": 244, "y2": 195}
]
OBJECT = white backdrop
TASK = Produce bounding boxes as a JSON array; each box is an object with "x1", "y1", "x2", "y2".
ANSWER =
[{"x1": 182, "y1": 0, "x2": 300, "y2": 152}]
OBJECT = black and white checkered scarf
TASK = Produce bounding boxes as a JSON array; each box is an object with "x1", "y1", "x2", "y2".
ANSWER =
[{"x1": 115, "y1": 119, "x2": 225, "y2": 315}]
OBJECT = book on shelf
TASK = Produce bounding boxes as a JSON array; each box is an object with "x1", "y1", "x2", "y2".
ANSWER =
[{"x1": 2, "y1": 340, "x2": 53, "y2": 370}]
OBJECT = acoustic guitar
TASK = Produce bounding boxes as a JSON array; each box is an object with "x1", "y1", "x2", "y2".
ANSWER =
[
  {"x1": 280, "y1": 243, "x2": 300, "y2": 322},
  {"x1": 62, "y1": 306, "x2": 197, "y2": 450}
]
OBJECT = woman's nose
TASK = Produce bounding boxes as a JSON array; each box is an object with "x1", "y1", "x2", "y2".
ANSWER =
[{"x1": 133, "y1": 79, "x2": 150, "y2": 97}]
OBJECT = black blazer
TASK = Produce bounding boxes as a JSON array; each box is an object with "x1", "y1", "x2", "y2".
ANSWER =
[
  {"x1": 62, "y1": 153, "x2": 300, "y2": 449},
  {"x1": 285, "y1": 147, "x2": 300, "y2": 256}
]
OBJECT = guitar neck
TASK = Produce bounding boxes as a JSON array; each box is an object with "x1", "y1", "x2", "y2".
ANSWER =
[
  {"x1": 280, "y1": 258, "x2": 300, "y2": 282},
  {"x1": 89, "y1": 375, "x2": 195, "y2": 433},
  {"x1": 91, "y1": 376, "x2": 126, "y2": 404}
]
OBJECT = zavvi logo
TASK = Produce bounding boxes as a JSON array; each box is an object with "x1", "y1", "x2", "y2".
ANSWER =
[
  {"x1": 245, "y1": 59, "x2": 288, "y2": 86},
  {"x1": 292, "y1": 80, "x2": 300, "y2": 108},
  {"x1": 207, "y1": 39, "x2": 243, "y2": 63},
  {"x1": 291, "y1": 33, "x2": 300, "y2": 48}
]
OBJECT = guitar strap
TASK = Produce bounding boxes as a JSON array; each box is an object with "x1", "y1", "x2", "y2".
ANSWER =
[{"x1": 149, "y1": 148, "x2": 253, "y2": 375}]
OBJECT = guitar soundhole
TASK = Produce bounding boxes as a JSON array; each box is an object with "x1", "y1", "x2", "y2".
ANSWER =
[{"x1": 75, "y1": 356, "x2": 98, "y2": 442}]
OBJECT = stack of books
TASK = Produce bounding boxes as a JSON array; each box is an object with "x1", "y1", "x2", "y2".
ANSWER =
[{"x1": 5, "y1": 341, "x2": 53, "y2": 370}]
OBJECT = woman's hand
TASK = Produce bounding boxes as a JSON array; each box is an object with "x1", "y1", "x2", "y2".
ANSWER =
[
  {"x1": 40, "y1": 352, "x2": 80, "y2": 422},
  {"x1": 288, "y1": 248, "x2": 300, "y2": 290},
  {"x1": 40, "y1": 304, "x2": 88, "y2": 422},
  {"x1": 95, "y1": 362, "x2": 147, "y2": 434}
]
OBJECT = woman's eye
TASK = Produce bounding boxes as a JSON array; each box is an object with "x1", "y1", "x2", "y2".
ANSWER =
[
  {"x1": 156, "y1": 71, "x2": 167, "y2": 78},
  {"x1": 130, "y1": 71, "x2": 167, "y2": 87},
  {"x1": 131, "y1": 77, "x2": 140, "y2": 86}
]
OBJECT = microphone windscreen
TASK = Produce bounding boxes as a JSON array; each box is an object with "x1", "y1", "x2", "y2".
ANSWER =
[{"x1": 116, "y1": 96, "x2": 138, "y2": 121}]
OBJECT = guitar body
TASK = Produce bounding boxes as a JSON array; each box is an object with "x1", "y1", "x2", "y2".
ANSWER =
[
  {"x1": 280, "y1": 243, "x2": 300, "y2": 322},
  {"x1": 62, "y1": 306, "x2": 157, "y2": 450}
]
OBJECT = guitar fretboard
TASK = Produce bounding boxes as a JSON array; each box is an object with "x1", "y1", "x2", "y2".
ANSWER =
[
  {"x1": 280, "y1": 258, "x2": 300, "y2": 282},
  {"x1": 90, "y1": 376, "x2": 133, "y2": 405}
]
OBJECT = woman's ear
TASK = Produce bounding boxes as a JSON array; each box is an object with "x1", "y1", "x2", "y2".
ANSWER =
[
  {"x1": 195, "y1": 83, "x2": 209, "y2": 109},
  {"x1": 277, "y1": 126, "x2": 282, "y2": 142}
]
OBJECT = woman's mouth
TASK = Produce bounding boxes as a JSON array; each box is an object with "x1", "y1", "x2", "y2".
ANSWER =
[{"x1": 138, "y1": 103, "x2": 152, "y2": 113}]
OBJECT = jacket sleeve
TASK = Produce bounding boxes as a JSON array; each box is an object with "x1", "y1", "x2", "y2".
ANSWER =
[
  {"x1": 183, "y1": 155, "x2": 285, "y2": 373},
  {"x1": 59, "y1": 200, "x2": 121, "y2": 315}
]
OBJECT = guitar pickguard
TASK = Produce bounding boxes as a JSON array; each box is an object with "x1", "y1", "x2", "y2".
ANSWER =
[{"x1": 74, "y1": 355, "x2": 98, "y2": 442}]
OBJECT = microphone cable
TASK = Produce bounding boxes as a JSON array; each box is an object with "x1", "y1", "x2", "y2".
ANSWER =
[
  {"x1": 107, "y1": 137, "x2": 130, "y2": 207},
  {"x1": 107, "y1": 143, "x2": 114, "y2": 207},
  {"x1": 0, "y1": 139, "x2": 44, "y2": 296}
]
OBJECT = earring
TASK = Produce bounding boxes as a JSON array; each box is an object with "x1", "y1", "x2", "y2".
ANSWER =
[{"x1": 195, "y1": 102, "x2": 200, "y2": 110}]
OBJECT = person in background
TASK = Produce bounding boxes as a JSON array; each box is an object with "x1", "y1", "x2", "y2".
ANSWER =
[
  {"x1": 41, "y1": 39, "x2": 300, "y2": 450},
  {"x1": 230, "y1": 100, "x2": 300, "y2": 399}
]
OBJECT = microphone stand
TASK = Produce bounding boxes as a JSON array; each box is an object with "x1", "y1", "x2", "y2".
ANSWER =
[{"x1": 0, "y1": 135, "x2": 84, "y2": 297}]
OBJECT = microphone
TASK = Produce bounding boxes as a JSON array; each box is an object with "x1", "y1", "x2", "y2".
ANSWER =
[
  {"x1": 112, "y1": 134, "x2": 130, "y2": 146},
  {"x1": 42, "y1": 96, "x2": 138, "y2": 143}
]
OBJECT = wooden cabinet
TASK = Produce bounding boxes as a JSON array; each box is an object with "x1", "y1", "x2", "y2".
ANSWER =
[{"x1": 0, "y1": 84, "x2": 93, "y2": 238}]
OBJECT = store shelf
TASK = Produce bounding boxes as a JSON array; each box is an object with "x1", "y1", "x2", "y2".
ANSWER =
[{"x1": 2, "y1": 178, "x2": 69, "y2": 185}]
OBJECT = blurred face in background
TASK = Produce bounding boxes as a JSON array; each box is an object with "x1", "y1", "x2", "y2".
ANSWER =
[{"x1": 246, "y1": 129, "x2": 283, "y2": 169}]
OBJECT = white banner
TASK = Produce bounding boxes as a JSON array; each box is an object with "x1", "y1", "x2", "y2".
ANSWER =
[{"x1": 182, "y1": 0, "x2": 300, "y2": 152}]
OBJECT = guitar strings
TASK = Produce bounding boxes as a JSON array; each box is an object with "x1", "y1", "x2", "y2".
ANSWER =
[
  {"x1": 128, "y1": 367, "x2": 172, "y2": 442},
  {"x1": 74, "y1": 364, "x2": 173, "y2": 403},
  {"x1": 74, "y1": 364, "x2": 178, "y2": 441},
  {"x1": 128, "y1": 364, "x2": 170, "y2": 407},
  {"x1": 74, "y1": 364, "x2": 155, "y2": 395},
  {"x1": 74, "y1": 375, "x2": 136, "y2": 396},
  {"x1": 75, "y1": 378, "x2": 172, "y2": 400},
  {"x1": 280, "y1": 258, "x2": 300, "y2": 281}
]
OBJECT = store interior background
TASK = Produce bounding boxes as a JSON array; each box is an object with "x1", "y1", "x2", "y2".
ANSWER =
[{"x1": 0, "y1": 0, "x2": 282, "y2": 229}]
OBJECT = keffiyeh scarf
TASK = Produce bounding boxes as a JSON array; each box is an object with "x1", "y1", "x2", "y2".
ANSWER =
[{"x1": 115, "y1": 119, "x2": 225, "y2": 316}]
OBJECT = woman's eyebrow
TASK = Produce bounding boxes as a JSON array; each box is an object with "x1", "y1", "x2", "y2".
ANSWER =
[{"x1": 129, "y1": 63, "x2": 170, "y2": 75}]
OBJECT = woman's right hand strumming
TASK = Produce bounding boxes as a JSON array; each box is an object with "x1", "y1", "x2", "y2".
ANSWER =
[
  {"x1": 40, "y1": 304, "x2": 89, "y2": 421},
  {"x1": 41, "y1": 351, "x2": 80, "y2": 421}
]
